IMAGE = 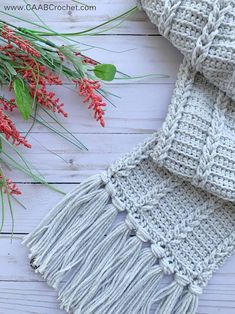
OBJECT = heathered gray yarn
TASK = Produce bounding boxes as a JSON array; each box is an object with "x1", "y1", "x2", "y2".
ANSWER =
[
  {"x1": 153, "y1": 61, "x2": 235, "y2": 201},
  {"x1": 139, "y1": 0, "x2": 235, "y2": 101},
  {"x1": 23, "y1": 1, "x2": 235, "y2": 313}
]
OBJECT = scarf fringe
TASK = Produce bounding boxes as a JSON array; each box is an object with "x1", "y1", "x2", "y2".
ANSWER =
[
  {"x1": 173, "y1": 286, "x2": 201, "y2": 314},
  {"x1": 23, "y1": 173, "x2": 202, "y2": 314},
  {"x1": 153, "y1": 275, "x2": 190, "y2": 314}
]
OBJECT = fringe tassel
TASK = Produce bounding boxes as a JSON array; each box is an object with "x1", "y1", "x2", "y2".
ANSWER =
[
  {"x1": 84, "y1": 250, "x2": 158, "y2": 314},
  {"x1": 111, "y1": 265, "x2": 163, "y2": 314},
  {"x1": 153, "y1": 275, "x2": 189, "y2": 314},
  {"x1": 23, "y1": 175, "x2": 102, "y2": 245},
  {"x1": 59, "y1": 222, "x2": 130, "y2": 311},
  {"x1": 24, "y1": 173, "x2": 202, "y2": 314},
  {"x1": 23, "y1": 174, "x2": 115, "y2": 284},
  {"x1": 46, "y1": 202, "x2": 117, "y2": 288},
  {"x1": 35, "y1": 190, "x2": 108, "y2": 268},
  {"x1": 67, "y1": 226, "x2": 141, "y2": 312},
  {"x1": 173, "y1": 286, "x2": 201, "y2": 314},
  {"x1": 23, "y1": 174, "x2": 103, "y2": 247}
]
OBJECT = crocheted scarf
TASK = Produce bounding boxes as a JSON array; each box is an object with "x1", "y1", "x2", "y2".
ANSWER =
[{"x1": 24, "y1": 1, "x2": 235, "y2": 313}]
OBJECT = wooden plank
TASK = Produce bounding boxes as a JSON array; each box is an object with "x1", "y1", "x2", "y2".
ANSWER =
[
  {"x1": 8, "y1": 83, "x2": 176, "y2": 133},
  {"x1": 1, "y1": 184, "x2": 74, "y2": 233},
  {"x1": 0, "y1": 235, "x2": 235, "y2": 282},
  {"x1": 62, "y1": 35, "x2": 182, "y2": 79},
  {"x1": 0, "y1": 281, "x2": 64, "y2": 314},
  {"x1": 0, "y1": 0, "x2": 159, "y2": 35},
  {"x1": 0, "y1": 281, "x2": 234, "y2": 314},
  {"x1": 3, "y1": 134, "x2": 150, "y2": 183},
  {"x1": 1, "y1": 34, "x2": 182, "y2": 87},
  {"x1": 0, "y1": 237, "x2": 234, "y2": 313}
]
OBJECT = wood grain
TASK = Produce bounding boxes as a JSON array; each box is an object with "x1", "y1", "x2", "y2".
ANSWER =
[
  {"x1": 7, "y1": 83, "x2": 178, "y2": 133},
  {"x1": 0, "y1": 1, "x2": 234, "y2": 313},
  {"x1": 0, "y1": 0, "x2": 158, "y2": 34},
  {"x1": 0, "y1": 236, "x2": 234, "y2": 313}
]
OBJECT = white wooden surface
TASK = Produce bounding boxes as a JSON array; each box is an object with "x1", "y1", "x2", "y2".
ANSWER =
[{"x1": 0, "y1": 1, "x2": 234, "y2": 313}]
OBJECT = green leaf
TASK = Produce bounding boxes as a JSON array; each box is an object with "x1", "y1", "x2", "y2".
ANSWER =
[
  {"x1": 13, "y1": 78, "x2": 32, "y2": 120},
  {"x1": 3, "y1": 61, "x2": 17, "y2": 76},
  {"x1": 94, "y1": 64, "x2": 117, "y2": 81}
]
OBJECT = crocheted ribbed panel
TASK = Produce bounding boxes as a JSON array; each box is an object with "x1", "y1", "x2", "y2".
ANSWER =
[
  {"x1": 108, "y1": 135, "x2": 235, "y2": 288},
  {"x1": 139, "y1": 0, "x2": 235, "y2": 101},
  {"x1": 151, "y1": 61, "x2": 235, "y2": 201}
]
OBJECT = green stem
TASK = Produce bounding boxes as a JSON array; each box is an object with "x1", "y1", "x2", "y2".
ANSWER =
[
  {"x1": 1, "y1": 152, "x2": 64, "y2": 194},
  {"x1": 24, "y1": 6, "x2": 138, "y2": 37},
  {"x1": 34, "y1": 112, "x2": 88, "y2": 151},
  {"x1": 0, "y1": 188, "x2": 4, "y2": 233},
  {"x1": 0, "y1": 134, "x2": 35, "y2": 178},
  {"x1": 0, "y1": 12, "x2": 133, "y2": 52},
  {"x1": 0, "y1": 167, "x2": 14, "y2": 236}
]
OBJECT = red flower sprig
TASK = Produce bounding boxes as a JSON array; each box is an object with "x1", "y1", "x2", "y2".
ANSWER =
[
  {"x1": 1, "y1": 26, "x2": 67, "y2": 117},
  {"x1": 77, "y1": 79, "x2": 106, "y2": 127},
  {"x1": 75, "y1": 52, "x2": 98, "y2": 65},
  {"x1": 0, "y1": 101, "x2": 31, "y2": 196},
  {"x1": 1, "y1": 24, "x2": 109, "y2": 126},
  {"x1": 1, "y1": 177, "x2": 21, "y2": 195},
  {"x1": 0, "y1": 108, "x2": 31, "y2": 148},
  {"x1": 1, "y1": 25, "x2": 40, "y2": 58},
  {"x1": 0, "y1": 97, "x2": 16, "y2": 112},
  {"x1": 20, "y1": 59, "x2": 67, "y2": 117}
]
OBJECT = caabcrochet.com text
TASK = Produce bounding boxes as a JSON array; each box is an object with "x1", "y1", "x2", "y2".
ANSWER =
[{"x1": 3, "y1": 3, "x2": 97, "y2": 12}]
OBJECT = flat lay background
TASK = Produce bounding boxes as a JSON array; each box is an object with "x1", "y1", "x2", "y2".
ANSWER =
[{"x1": 0, "y1": 0, "x2": 234, "y2": 313}]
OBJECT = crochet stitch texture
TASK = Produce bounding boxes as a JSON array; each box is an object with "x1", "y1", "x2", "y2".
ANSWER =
[
  {"x1": 153, "y1": 63, "x2": 235, "y2": 201},
  {"x1": 139, "y1": 0, "x2": 235, "y2": 100},
  {"x1": 24, "y1": 1, "x2": 235, "y2": 313}
]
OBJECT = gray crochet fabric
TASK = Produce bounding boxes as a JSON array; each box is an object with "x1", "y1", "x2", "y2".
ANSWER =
[
  {"x1": 23, "y1": 1, "x2": 235, "y2": 314},
  {"x1": 138, "y1": 0, "x2": 235, "y2": 101},
  {"x1": 152, "y1": 61, "x2": 235, "y2": 201},
  {"x1": 138, "y1": 0, "x2": 235, "y2": 200}
]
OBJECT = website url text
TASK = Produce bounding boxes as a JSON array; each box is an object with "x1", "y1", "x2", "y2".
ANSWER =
[{"x1": 4, "y1": 4, "x2": 97, "y2": 12}]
